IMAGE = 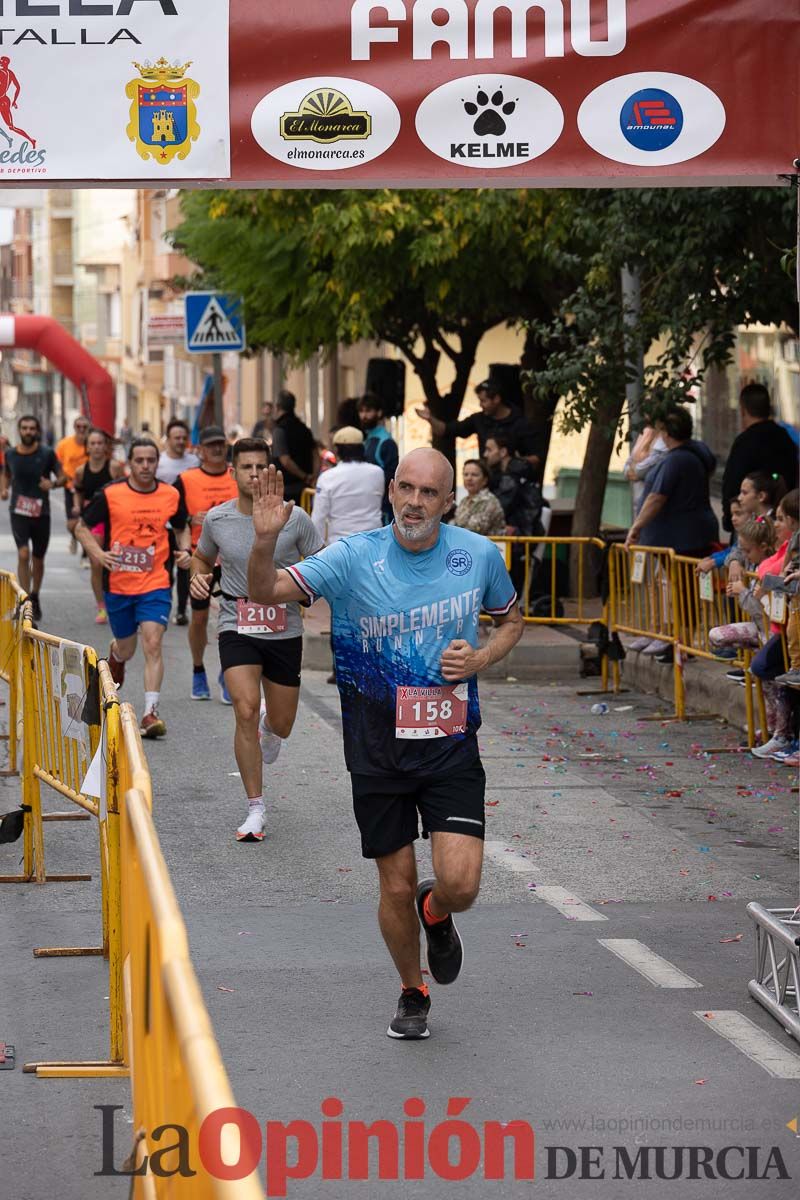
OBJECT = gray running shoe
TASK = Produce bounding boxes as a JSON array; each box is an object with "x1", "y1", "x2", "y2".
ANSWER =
[{"x1": 387, "y1": 987, "x2": 431, "y2": 1040}]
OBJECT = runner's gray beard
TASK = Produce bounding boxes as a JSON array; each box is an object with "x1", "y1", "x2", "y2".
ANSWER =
[{"x1": 394, "y1": 509, "x2": 440, "y2": 542}]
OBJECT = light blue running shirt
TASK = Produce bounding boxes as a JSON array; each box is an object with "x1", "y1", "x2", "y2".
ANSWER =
[{"x1": 287, "y1": 523, "x2": 516, "y2": 778}]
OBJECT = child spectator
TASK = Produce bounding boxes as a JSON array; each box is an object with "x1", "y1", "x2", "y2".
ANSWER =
[
  {"x1": 708, "y1": 516, "x2": 775, "y2": 656},
  {"x1": 749, "y1": 490, "x2": 799, "y2": 759},
  {"x1": 695, "y1": 498, "x2": 746, "y2": 576}
]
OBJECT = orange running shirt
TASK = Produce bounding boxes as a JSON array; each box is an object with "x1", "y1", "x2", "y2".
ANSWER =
[
  {"x1": 82, "y1": 479, "x2": 187, "y2": 595},
  {"x1": 55, "y1": 435, "x2": 89, "y2": 486},
  {"x1": 175, "y1": 466, "x2": 239, "y2": 550}
]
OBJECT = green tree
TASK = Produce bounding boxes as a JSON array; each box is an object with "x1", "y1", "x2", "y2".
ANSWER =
[
  {"x1": 171, "y1": 188, "x2": 581, "y2": 454},
  {"x1": 527, "y1": 187, "x2": 797, "y2": 538}
]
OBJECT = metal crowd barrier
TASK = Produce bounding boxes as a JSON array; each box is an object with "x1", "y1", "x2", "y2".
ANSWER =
[
  {"x1": 608, "y1": 544, "x2": 680, "y2": 712},
  {"x1": 0, "y1": 571, "x2": 26, "y2": 775},
  {"x1": 120, "y1": 728, "x2": 262, "y2": 1197},
  {"x1": 671, "y1": 556, "x2": 765, "y2": 748},
  {"x1": 300, "y1": 486, "x2": 315, "y2": 515},
  {"x1": 0, "y1": 570, "x2": 264, "y2": 1196}
]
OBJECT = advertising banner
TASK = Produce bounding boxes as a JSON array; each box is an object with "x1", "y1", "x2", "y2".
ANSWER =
[
  {"x1": 0, "y1": 1, "x2": 794, "y2": 186},
  {"x1": 0, "y1": 0, "x2": 229, "y2": 182}
]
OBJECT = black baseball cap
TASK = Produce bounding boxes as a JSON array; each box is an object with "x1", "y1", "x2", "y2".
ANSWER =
[{"x1": 199, "y1": 425, "x2": 226, "y2": 444}]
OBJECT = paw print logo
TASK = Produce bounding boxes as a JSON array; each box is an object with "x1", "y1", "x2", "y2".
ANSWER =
[{"x1": 463, "y1": 88, "x2": 517, "y2": 137}]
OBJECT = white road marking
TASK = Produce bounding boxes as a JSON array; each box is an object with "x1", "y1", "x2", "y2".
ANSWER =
[
  {"x1": 484, "y1": 842, "x2": 607, "y2": 920},
  {"x1": 599, "y1": 939, "x2": 702, "y2": 987},
  {"x1": 484, "y1": 841, "x2": 539, "y2": 873},
  {"x1": 533, "y1": 886, "x2": 608, "y2": 922},
  {"x1": 695, "y1": 1010, "x2": 800, "y2": 1079}
]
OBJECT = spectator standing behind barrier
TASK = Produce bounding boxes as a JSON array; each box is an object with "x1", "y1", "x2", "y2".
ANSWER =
[
  {"x1": 624, "y1": 425, "x2": 668, "y2": 514},
  {"x1": 484, "y1": 435, "x2": 545, "y2": 537},
  {"x1": 311, "y1": 427, "x2": 384, "y2": 546},
  {"x1": 358, "y1": 392, "x2": 399, "y2": 525},
  {"x1": 416, "y1": 379, "x2": 541, "y2": 469},
  {"x1": 453, "y1": 459, "x2": 506, "y2": 537},
  {"x1": 625, "y1": 406, "x2": 718, "y2": 557},
  {"x1": 749, "y1": 490, "x2": 800, "y2": 760},
  {"x1": 270, "y1": 391, "x2": 318, "y2": 503},
  {"x1": 251, "y1": 399, "x2": 274, "y2": 444},
  {"x1": 721, "y1": 383, "x2": 799, "y2": 532}
]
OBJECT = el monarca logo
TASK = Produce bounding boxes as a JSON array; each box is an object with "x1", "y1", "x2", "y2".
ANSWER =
[{"x1": 281, "y1": 89, "x2": 371, "y2": 143}]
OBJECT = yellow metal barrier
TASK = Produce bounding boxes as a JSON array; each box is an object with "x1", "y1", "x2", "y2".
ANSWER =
[
  {"x1": 120, "y1": 733, "x2": 263, "y2": 1197},
  {"x1": 672, "y1": 556, "x2": 761, "y2": 747},
  {"x1": 608, "y1": 544, "x2": 682, "y2": 714},
  {"x1": 0, "y1": 571, "x2": 26, "y2": 776},
  {"x1": 0, "y1": 570, "x2": 265, "y2": 1194},
  {"x1": 300, "y1": 486, "x2": 315, "y2": 515}
]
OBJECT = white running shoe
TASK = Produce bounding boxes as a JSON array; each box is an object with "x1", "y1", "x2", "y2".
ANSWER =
[
  {"x1": 641, "y1": 639, "x2": 669, "y2": 656},
  {"x1": 236, "y1": 806, "x2": 265, "y2": 842},
  {"x1": 258, "y1": 714, "x2": 282, "y2": 765},
  {"x1": 751, "y1": 735, "x2": 791, "y2": 760}
]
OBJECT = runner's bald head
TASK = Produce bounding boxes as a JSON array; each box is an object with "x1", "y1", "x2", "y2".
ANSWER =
[
  {"x1": 395, "y1": 447, "x2": 454, "y2": 496},
  {"x1": 390, "y1": 448, "x2": 455, "y2": 548}
]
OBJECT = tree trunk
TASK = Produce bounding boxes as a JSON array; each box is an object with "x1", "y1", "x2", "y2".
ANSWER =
[
  {"x1": 520, "y1": 323, "x2": 563, "y2": 473},
  {"x1": 570, "y1": 394, "x2": 626, "y2": 595},
  {"x1": 392, "y1": 326, "x2": 483, "y2": 466}
]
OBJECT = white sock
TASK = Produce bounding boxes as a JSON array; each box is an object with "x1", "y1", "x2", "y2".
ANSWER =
[
  {"x1": 144, "y1": 691, "x2": 160, "y2": 715},
  {"x1": 247, "y1": 796, "x2": 265, "y2": 811}
]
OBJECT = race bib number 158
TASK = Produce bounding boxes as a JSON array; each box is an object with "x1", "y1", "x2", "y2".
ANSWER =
[{"x1": 395, "y1": 683, "x2": 468, "y2": 740}]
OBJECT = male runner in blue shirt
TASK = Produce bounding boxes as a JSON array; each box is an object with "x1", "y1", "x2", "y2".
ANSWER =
[{"x1": 248, "y1": 447, "x2": 523, "y2": 1040}]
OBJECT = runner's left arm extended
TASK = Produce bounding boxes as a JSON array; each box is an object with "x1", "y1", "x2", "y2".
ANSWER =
[{"x1": 247, "y1": 464, "x2": 312, "y2": 606}]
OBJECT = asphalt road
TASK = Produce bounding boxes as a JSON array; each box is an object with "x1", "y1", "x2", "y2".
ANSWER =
[{"x1": 2, "y1": 511, "x2": 799, "y2": 1200}]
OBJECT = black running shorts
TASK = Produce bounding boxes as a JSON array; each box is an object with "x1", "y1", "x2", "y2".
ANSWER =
[
  {"x1": 218, "y1": 631, "x2": 303, "y2": 688},
  {"x1": 190, "y1": 564, "x2": 222, "y2": 612},
  {"x1": 10, "y1": 512, "x2": 50, "y2": 559},
  {"x1": 350, "y1": 760, "x2": 486, "y2": 859}
]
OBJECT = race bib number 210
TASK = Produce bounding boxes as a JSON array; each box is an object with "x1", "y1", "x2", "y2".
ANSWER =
[{"x1": 395, "y1": 683, "x2": 468, "y2": 740}]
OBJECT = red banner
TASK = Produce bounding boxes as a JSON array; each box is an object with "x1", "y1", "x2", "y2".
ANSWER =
[{"x1": 228, "y1": 0, "x2": 798, "y2": 186}]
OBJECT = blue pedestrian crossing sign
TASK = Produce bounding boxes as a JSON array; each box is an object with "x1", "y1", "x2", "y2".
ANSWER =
[{"x1": 184, "y1": 292, "x2": 245, "y2": 354}]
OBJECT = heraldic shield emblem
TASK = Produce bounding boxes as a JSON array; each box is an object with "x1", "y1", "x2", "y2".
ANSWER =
[{"x1": 125, "y1": 57, "x2": 200, "y2": 164}]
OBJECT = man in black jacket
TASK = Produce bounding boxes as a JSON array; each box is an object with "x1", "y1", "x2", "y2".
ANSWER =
[
  {"x1": 270, "y1": 391, "x2": 318, "y2": 502},
  {"x1": 721, "y1": 383, "x2": 798, "y2": 531},
  {"x1": 416, "y1": 380, "x2": 544, "y2": 473}
]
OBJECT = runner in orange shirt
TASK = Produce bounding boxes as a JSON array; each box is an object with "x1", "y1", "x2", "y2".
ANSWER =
[
  {"x1": 56, "y1": 415, "x2": 90, "y2": 553},
  {"x1": 75, "y1": 437, "x2": 191, "y2": 738},
  {"x1": 173, "y1": 426, "x2": 238, "y2": 702}
]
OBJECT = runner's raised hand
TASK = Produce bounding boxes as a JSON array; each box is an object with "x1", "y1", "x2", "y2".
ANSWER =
[{"x1": 252, "y1": 464, "x2": 294, "y2": 539}]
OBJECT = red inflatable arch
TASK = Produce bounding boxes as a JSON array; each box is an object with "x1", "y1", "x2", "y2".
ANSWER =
[{"x1": 0, "y1": 314, "x2": 115, "y2": 435}]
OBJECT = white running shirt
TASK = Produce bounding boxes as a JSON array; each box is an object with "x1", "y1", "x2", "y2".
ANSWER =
[{"x1": 311, "y1": 460, "x2": 385, "y2": 545}]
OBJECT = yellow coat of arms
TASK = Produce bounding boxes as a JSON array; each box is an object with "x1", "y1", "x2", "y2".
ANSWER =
[{"x1": 126, "y1": 57, "x2": 200, "y2": 165}]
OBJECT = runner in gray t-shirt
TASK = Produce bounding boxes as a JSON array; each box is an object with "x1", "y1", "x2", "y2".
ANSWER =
[{"x1": 190, "y1": 438, "x2": 323, "y2": 842}]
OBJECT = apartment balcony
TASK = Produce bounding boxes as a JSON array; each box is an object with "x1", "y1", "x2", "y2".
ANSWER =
[
  {"x1": 153, "y1": 249, "x2": 191, "y2": 283},
  {"x1": 50, "y1": 190, "x2": 73, "y2": 218},
  {"x1": 52, "y1": 249, "x2": 74, "y2": 285},
  {"x1": 11, "y1": 279, "x2": 33, "y2": 303}
]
